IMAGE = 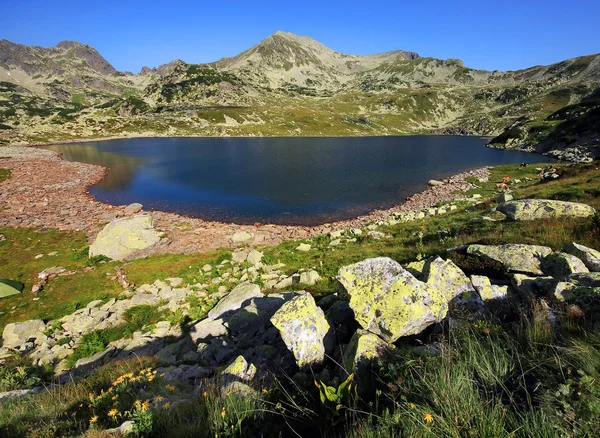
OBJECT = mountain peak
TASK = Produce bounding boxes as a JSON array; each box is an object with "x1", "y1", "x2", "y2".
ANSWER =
[{"x1": 55, "y1": 40, "x2": 83, "y2": 49}]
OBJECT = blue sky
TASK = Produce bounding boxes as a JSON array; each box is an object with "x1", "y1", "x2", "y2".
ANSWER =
[{"x1": 2, "y1": 0, "x2": 599, "y2": 73}]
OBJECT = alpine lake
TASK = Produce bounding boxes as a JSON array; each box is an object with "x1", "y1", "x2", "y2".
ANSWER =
[{"x1": 48, "y1": 136, "x2": 554, "y2": 225}]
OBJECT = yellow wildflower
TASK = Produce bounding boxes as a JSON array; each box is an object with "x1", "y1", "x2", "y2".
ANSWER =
[
  {"x1": 203, "y1": 391, "x2": 208, "y2": 397},
  {"x1": 134, "y1": 400, "x2": 142, "y2": 408},
  {"x1": 221, "y1": 407, "x2": 226, "y2": 418},
  {"x1": 165, "y1": 384, "x2": 176, "y2": 391},
  {"x1": 88, "y1": 393, "x2": 95, "y2": 402},
  {"x1": 141, "y1": 400, "x2": 151, "y2": 412},
  {"x1": 155, "y1": 395, "x2": 164, "y2": 402},
  {"x1": 89, "y1": 415, "x2": 98, "y2": 425},
  {"x1": 262, "y1": 388, "x2": 268, "y2": 393},
  {"x1": 423, "y1": 412, "x2": 433, "y2": 423},
  {"x1": 409, "y1": 403, "x2": 415, "y2": 409},
  {"x1": 111, "y1": 394, "x2": 119, "y2": 401},
  {"x1": 163, "y1": 402, "x2": 171, "y2": 409},
  {"x1": 108, "y1": 409, "x2": 119, "y2": 419}
]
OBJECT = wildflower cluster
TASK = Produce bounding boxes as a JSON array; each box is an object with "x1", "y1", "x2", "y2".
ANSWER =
[{"x1": 86, "y1": 367, "x2": 165, "y2": 431}]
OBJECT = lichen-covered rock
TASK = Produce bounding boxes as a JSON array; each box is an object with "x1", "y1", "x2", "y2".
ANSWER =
[
  {"x1": 343, "y1": 330, "x2": 395, "y2": 382},
  {"x1": 337, "y1": 257, "x2": 448, "y2": 342},
  {"x1": 2, "y1": 320, "x2": 46, "y2": 348},
  {"x1": 404, "y1": 260, "x2": 426, "y2": 279},
  {"x1": 467, "y1": 244, "x2": 552, "y2": 275},
  {"x1": 89, "y1": 215, "x2": 162, "y2": 261},
  {"x1": 220, "y1": 355, "x2": 256, "y2": 381},
  {"x1": 568, "y1": 272, "x2": 600, "y2": 287},
  {"x1": 498, "y1": 199, "x2": 596, "y2": 221},
  {"x1": 270, "y1": 291, "x2": 330, "y2": 369},
  {"x1": 542, "y1": 252, "x2": 589, "y2": 277},
  {"x1": 511, "y1": 274, "x2": 556, "y2": 300},
  {"x1": 563, "y1": 243, "x2": 600, "y2": 272},
  {"x1": 423, "y1": 256, "x2": 475, "y2": 301},
  {"x1": 207, "y1": 283, "x2": 263, "y2": 320}
]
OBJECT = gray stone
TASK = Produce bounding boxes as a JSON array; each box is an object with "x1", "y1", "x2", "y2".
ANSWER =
[
  {"x1": 343, "y1": 330, "x2": 395, "y2": 384},
  {"x1": 364, "y1": 231, "x2": 386, "y2": 241},
  {"x1": 232, "y1": 250, "x2": 248, "y2": 264},
  {"x1": 231, "y1": 231, "x2": 254, "y2": 243},
  {"x1": 247, "y1": 250, "x2": 263, "y2": 265},
  {"x1": 271, "y1": 291, "x2": 330, "y2": 369},
  {"x1": 337, "y1": 257, "x2": 448, "y2": 343},
  {"x1": 467, "y1": 244, "x2": 552, "y2": 275},
  {"x1": 89, "y1": 215, "x2": 162, "y2": 261},
  {"x1": 299, "y1": 270, "x2": 321, "y2": 286},
  {"x1": 542, "y1": 252, "x2": 589, "y2": 277},
  {"x1": 207, "y1": 282, "x2": 263, "y2": 320},
  {"x1": 423, "y1": 256, "x2": 474, "y2": 301},
  {"x1": 498, "y1": 199, "x2": 596, "y2": 221},
  {"x1": 2, "y1": 320, "x2": 46, "y2": 349},
  {"x1": 123, "y1": 203, "x2": 143, "y2": 215},
  {"x1": 296, "y1": 243, "x2": 311, "y2": 252},
  {"x1": 563, "y1": 243, "x2": 600, "y2": 272},
  {"x1": 189, "y1": 318, "x2": 228, "y2": 343}
]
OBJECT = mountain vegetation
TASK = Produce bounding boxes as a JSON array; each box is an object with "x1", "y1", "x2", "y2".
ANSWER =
[{"x1": 1, "y1": 32, "x2": 599, "y2": 160}]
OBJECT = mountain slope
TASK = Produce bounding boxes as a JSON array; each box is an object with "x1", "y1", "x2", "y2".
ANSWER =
[{"x1": 0, "y1": 32, "x2": 599, "y2": 160}]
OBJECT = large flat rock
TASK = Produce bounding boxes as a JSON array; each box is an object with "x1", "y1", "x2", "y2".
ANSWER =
[
  {"x1": 498, "y1": 199, "x2": 595, "y2": 221},
  {"x1": 89, "y1": 215, "x2": 162, "y2": 261}
]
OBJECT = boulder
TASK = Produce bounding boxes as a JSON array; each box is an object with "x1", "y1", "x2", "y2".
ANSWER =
[
  {"x1": 270, "y1": 292, "x2": 330, "y2": 369},
  {"x1": 337, "y1": 257, "x2": 448, "y2": 342},
  {"x1": 207, "y1": 282, "x2": 263, "y2": 320},
  {"x1": 467, "y1": 244, "x2": 552, "y2": 275},
  {"x1": 2, "y1": 320, "x2": 46, "y2": 349},
  {"x1": 364, "y1": 231, "x2": 386, "y2": 241},
  {"x1": 498, "y1": 199, "x2": 595, "y2": 221},
  {"x1": 428, "y1": 180, "x2": 444, "y2": 186},
  {"x1": 343, "y1": 330, "x2": 395, "y2": 383},
  {"x1": 542, "y1": 252, "x2": 589, "y2": 277},
  {"x1": 423, "y1": 256, "x2": 474, "y2": 301},
  {"x1": 231, "y1": 231, "x2": 254, "y2": 243},
  {"x1": 89, "y1": 215, "x2": 162, "y2": 261},
  {"x1": 563, "y1": 243, "x2": 600, "y2": 272}
]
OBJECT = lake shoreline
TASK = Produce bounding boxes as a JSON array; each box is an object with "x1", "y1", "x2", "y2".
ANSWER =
[{"x1": 0, "y1": 144, "x2": 497, "y2": 255}]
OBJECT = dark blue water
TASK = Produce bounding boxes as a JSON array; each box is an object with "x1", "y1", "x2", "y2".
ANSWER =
[{"x1": 48, "y1": 136, "x2": 553, "y2": 225}]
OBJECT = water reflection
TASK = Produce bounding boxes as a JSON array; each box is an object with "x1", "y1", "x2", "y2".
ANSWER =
[
  {"x1": 49, "y1": 137, "x2": 554, "y2": 225},
  {"x1": 47, "y1": 144, "x2": 144, "y2": 190}
]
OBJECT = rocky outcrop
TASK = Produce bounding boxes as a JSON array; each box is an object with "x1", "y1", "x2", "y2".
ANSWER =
[
  {"x1": 89, "y1": 215, "x2": 163, "y2": 261},
  {"x1": 270, "y1": 292, "x2": 330, "y2": 369},
  {"x1": 337, "y1": 257, "x2": 448, "y2": 342},
  {"x1": 343, "y1": 330, "x2": 395, "y2": 383},
  {"x1": 466, "y1": 244, "x2": 552, "y2": 275},
  {"x1": 422, "y1": 256, "x2": 475, "y2": 301},
  {"x1": 497, "y1": 200, "x2": 596, "y2": 221},
  {"x1": 207, "y1": 282, "x2": 263, "y2": 320}
]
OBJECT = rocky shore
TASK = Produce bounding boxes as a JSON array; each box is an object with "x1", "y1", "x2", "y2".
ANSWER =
[{"x1": 0, "y1": 145, "x2": 489, "y2": 254}]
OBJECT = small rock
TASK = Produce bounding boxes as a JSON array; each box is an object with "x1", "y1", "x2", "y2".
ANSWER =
[
  {"x1": 123, "y1": 203, "x2": 143, "y2": 215},
  {"x1": 296, "y1": 243, "x2": 311, "y2": 252}
]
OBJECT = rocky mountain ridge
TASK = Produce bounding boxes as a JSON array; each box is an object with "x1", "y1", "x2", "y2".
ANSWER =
[{"x1": 0, "y1": 32, "x2": 599, "y2": 159}]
